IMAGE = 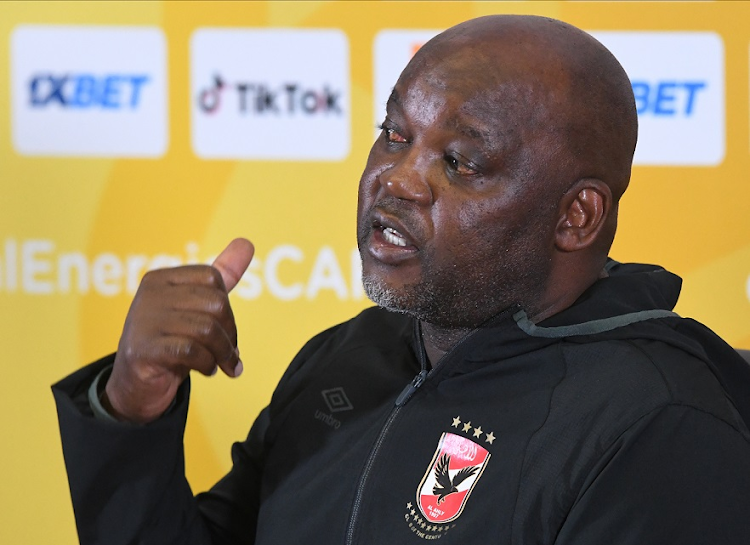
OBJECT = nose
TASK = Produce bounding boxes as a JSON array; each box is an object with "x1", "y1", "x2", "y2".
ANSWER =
[{"x1": 379, "y1": 151, "x2": 433, "y2": 205}]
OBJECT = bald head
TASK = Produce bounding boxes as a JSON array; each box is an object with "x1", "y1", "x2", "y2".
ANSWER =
[{"x1": 410, "y1": 15, "x2": 637, "y2": 203}]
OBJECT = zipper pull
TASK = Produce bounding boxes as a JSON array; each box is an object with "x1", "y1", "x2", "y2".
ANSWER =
[{"x1": 395, "y1": 369, "x2": 428, "y2": 407}]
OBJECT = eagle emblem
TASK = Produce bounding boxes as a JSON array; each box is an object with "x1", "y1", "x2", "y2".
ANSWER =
[
  {"x1": 417, "y1": 432, "x2": 490, "y2": 523},
  {"x1": 433, "y1": 453, "x2": 480, "y2": 504}
]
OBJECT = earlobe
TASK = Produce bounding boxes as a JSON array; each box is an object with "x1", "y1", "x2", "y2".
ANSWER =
[{"x1": 554, "y1": 180, "x2": 611, "y2": 252}]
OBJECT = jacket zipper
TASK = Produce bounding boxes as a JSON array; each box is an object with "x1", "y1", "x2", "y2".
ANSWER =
[
  {"x1": 345, "y1": 369, "x2": 428, "y2": 544},
  {"x1": 345, "y1": 367, "x2": 428, "y2": 545}
]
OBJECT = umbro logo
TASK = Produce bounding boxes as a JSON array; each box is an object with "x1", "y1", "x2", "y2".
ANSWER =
[
  {"x1": 314, "y1": 387, "x2": 353, "y2": 431},
  {"x1": 321, "y1": 387, "x2": 353, "y2": 413}
]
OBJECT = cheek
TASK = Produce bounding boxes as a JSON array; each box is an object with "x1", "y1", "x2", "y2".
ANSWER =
[
  {"x1": 455, "y1": 199, "x2": 515, "y2": 239},
  {"x1": 358, "y1": 146, "x2": 392, "y2": 199},
  {"x1": 357, "y1": 150, "x2": 381, "y2": 214},
  {"x1": 446, "y1": 198, "x2": 542, "y2": 257}
]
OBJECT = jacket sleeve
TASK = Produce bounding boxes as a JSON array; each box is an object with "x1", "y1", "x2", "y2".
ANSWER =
[
  {"x1": 52, "y1": 354, "x2": 217, "y2": 545},
  {"x1": 554, "y1": 404, "x2": 750, "y2": 545},
  {"x1": 52, "y1": 322, "x2": 341, "y2": 545}
]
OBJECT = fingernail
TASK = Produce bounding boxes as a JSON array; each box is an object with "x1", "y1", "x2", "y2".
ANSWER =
[
  {"x1": 210, "y1": 366, "x2": 218, "y2": 376},
  {"x1": 234, "y1": 359, "x2": 244, "y2": 377}
]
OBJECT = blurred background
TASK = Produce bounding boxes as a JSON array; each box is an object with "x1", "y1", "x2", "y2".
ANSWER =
[{"x1": 1, "y1": 1, "x2": 748, "y2": 542}]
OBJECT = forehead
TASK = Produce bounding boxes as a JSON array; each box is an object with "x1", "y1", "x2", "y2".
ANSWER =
[
  {"x1": 400, "y1": 33, "x2": 571, "y2": 119},
  {"x1": 390, "y1": 54, "x2": 557, "y2": 156}
]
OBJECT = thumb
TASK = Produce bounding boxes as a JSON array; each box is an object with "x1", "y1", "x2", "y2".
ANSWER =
[{"x1": 212, "y1": 238, "x2": 255, "y2": 292}]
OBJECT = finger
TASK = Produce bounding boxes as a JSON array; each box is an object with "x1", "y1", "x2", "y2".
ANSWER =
[
  {"x1": 212, "y1": 238, "x2": 254, "y2": 292},
  {"x1": 161, "y1": 311, "x2": 238, "y2": 374},
  {"x1": 164, "y1": 284, "x2": 238, "y2": 347},
  {"x1": 218, "y1": 347, "x2": 243, "y2": 378},
  {"x1": 155, "y1": 335, "x2": 217, "y2": 377},
  {"x1": 141, "y1": 265, "x2": 224, "y2": 290},
  {"x1": 149, "y1": 333, "x2": 239, "y2": 378}
]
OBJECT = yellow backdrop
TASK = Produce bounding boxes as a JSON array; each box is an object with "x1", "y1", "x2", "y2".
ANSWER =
[{"x1": 1, "y1": 2, "x2": 749, "y2": 543}]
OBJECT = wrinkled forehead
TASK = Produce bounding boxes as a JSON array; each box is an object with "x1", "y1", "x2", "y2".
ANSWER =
[{"x1": 394, "y1": 40, "x2": 569, "y2": 145}]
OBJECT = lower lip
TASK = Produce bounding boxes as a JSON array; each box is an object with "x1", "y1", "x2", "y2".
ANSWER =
[{"x1": 367, "y1": 228, "x2": 419, "y2": 265}]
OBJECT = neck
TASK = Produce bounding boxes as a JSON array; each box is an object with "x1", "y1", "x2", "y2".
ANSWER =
[
  {"x1": 419, "y1": 267, "x2": 608, "y2": 366},
  {"x1": 420, "y1": 262, "x2": 609, "y2": 367},
  {"x1": 420, "y1": 321, "x2": 473, "y2": 367}
]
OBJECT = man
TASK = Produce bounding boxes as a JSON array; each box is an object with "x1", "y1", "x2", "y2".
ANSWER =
[{"x1": 53, "y1": 14, "x2": 750, "y2": 545}]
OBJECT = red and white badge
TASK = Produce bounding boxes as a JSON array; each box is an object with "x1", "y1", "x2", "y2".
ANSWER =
[{"x1": 416, "y1": 432, "x2": 491, "y2": 524}]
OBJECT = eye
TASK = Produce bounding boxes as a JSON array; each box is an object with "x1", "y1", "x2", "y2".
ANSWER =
[
  {"x1": 445, "y1": 154, "x2": 478, "y2": 176},
  {"x1": 378, "y1": 122, "x2": 408, "y2": 144}
]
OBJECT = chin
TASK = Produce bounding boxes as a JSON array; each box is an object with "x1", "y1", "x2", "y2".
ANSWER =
[
  {"x1": 362, "y1": 273, "x2": 410, "y2": 313},
  {"x1": 361, "y1": 272, "x2": 463, "y2": 327}
]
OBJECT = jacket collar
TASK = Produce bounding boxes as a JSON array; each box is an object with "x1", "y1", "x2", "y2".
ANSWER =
[{"x1": 414, "y1": 260, "x2": 685, "y2": 371}]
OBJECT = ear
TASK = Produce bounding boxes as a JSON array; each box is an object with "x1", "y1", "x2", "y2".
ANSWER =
[{"x1": 554, "y1": 179, "x2": 612, "y2": 252}]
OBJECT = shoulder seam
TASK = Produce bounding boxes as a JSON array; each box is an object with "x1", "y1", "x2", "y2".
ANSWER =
[
  {"x1": 511, "y1": 341, "x2": 567, "y2": 545},
  {"x1": 626, "y1": 339, "x2": 675, "y2": 402}
]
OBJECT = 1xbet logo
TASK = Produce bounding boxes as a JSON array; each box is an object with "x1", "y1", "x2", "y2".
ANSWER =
[
  {"x1": 29, "y1": 73, "x2": 151, "y2": 109},
  {"x1": 198, "y1": 74, "x2": 342, "y2": 116},
  {"x1": 591, "y1": 31, "x2": 724, "y2": 166},
  {"x1": 11, "y1": 25, "x2": 167, "y2": 157},
  {"x1": 632, "y1": 81, "x2": 707, "y2": 117}
]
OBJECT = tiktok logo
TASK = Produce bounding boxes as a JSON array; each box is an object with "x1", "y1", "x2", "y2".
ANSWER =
[
  {"x1": 198, "y1": 74, "x2": 225, "y2": 114},
  {"x1": 196, "y1": 73, "x2": 342, "y2": 117},
  {"x1": 190, "y1": 28, "x2": 350, "y2": 160}
]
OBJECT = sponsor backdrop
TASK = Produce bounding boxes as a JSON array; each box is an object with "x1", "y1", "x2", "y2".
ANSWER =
[{"x1": 1, "y1": 1, "x2": 748, "y2": 542}]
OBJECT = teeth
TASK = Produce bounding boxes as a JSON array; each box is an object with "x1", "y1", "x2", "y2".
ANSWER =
[{"x1": 383, "y1": 227, "x2": 407, "y2": 247}]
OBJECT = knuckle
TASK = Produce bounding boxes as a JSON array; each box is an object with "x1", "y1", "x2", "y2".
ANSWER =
[
  {"x1": 163, "y1": 337, "x2": 210, "y2": 368},
  {"x1": 140, "y1": 269, "x2": 159, "y2": 283},
  {"x1": 140, "y1": 267, "x2": 172, "y2": 286},
  {"x1": 211, "y1": 295, "x2": 229, "y2": 315},
  {"x1": 204, "y1": 266, "x2": 224, "y2": 288},
  {"x1": 170, "y1": 338, "x2": 194, "y2": 360},
  {"x1": 194, "y1": 286, "x2": 230, "y2": 315},
  {"x1": 192, "y1": 313, "x2": 218, "y2": 338}
]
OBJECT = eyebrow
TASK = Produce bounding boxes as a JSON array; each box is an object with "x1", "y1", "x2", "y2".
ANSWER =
[
  {"x1": 386, "y1": 87, "x2": 401, "y2": 109},
  {"x1": 446, "y1": 118, "x2": 491, "y2": 146},
  {"x1": 386, "y1": 87, "x2": 492, "y2": 146}
]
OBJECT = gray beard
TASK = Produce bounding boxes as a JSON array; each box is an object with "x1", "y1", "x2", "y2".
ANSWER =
[
  {"x1": 361, "y1": 274, "x2": 414, "y2": 317},
  {"x1": 361, "y1": 250, "x2": 551, "y2": 329},
  {"x1": 361, "y1": 267, "x2": 500, "y2": 328}
]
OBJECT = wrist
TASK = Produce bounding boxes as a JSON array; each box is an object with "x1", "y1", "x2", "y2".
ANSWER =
[{"x1": 87, "y1": 365, "x2": 123, "y2": 423}]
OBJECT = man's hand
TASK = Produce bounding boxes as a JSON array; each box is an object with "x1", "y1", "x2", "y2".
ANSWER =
[{"x1": 104, "y1": 238, "x2": 255, "y2": 424}]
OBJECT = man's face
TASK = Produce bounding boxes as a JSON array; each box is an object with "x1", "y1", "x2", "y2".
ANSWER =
[{"x1": 356, "y1": 54, "x2": 560, "y2": 328}]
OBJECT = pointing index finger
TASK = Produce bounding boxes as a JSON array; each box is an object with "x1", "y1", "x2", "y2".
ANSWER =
[{"x1": 212, "y1": 238, "x2": 255, "y2": 292}]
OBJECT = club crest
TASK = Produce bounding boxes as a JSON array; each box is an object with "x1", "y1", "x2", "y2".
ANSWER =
[{"x1": 416, "y1": 432, "x2": 490, "y2": 524}]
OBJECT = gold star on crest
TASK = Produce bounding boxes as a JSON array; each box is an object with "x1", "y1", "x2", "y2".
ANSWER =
[
  {"x1": 485, "y1": 431, "x2": 496, "y2": 445},
  {"x1": 462, "y1": 421, "x2": 472, "y2": 433},
  {"x1": 452, "y1": 416, "x2": 461, "y2": 428},
  {"x1": 473, "y1": 426, "x2": 483, "y2": 438}
]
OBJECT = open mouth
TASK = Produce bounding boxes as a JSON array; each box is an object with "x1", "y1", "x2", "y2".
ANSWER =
[
  {"x1": 366, "y1": 212, "x2": 420, "y2": 263},
  {"x1": 366, "y1": 214, "x2": 419, "y2": 266},
  {"x1": 382, "y1": 226, "x2": 408, "y2": 247}
]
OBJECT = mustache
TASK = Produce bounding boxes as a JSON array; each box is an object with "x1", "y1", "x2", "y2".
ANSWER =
[{"x1": 359, "y1": 196, "x2": 425, "y2": 240}]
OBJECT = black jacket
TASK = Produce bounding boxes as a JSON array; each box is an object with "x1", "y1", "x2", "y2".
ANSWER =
[{"x1": 53, "y1": 262, "x2": 750, "y2": 544}]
